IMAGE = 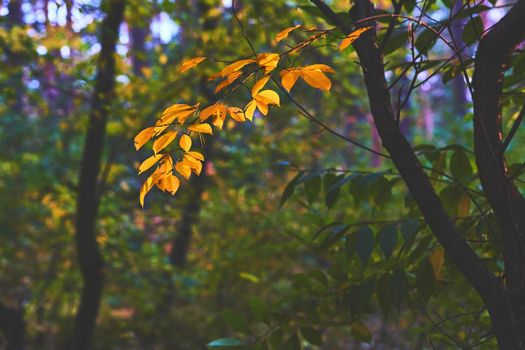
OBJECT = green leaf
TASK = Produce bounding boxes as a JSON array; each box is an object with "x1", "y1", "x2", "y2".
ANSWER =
[
  {"x1": 221, "y1": 309, "x2": 249, "y2": 334},
  {"x1": 324, "y1": 173, "x2": 347, "y2": 208},
  {"x1": 462, "y1": 16, "x2": 483, "y2": 45},
  {"x1": 377, "y1": 224, "x2": 398, "y2": 258},
  {"x1": 207, "y1": 338, "x2": 245, "y2": 349},
  {"x1": 318, "y1": 223, "x2": 349, "y2": 251},
  {"x1": 304, "y1": 174, "x2": 321, "y2": 204},
  {"x1": 415, "y1": 27, "x2": 438, "y2": 55},
  {"x1": 400, "y1": 219, "x2": 419, "y2": 243},
  {"x1": 355, "y1": 226, "x2": 374, "y2": 266},
  {"x1": 450, "y1": 149, "x2": 473, "y2": 182},
  {"x1": 416, "y1": 259, "x2": 435, "y2": 301},
  {"x1": 391, "y1": 268, "x2": 409, "y2": 310},
  {"x1": 280, "y1": 171, "x2": 304, "y2": 208},
  {"x1": 249, "y1": 297, "x2": 270, "y2": 322}
]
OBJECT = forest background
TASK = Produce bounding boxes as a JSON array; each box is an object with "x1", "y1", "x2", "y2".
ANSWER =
[{"x1": 1, "y1": 0, "x2": 525, "y2": 349}]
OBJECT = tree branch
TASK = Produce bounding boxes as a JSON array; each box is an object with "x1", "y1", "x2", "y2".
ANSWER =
[{"x1": 310, "y1": 0, "x2": 521, "y2": 347}]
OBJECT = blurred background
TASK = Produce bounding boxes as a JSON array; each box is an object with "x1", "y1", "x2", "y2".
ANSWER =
[{"x1": 1, "y1": 0, "x2": 523, "y2": 349}]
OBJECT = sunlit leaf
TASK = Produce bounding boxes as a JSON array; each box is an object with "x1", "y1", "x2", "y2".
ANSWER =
[
  {"x1": 188, "y1": 123, "x2": 213, "y2": 134},
  {"x1": 227, "y1": 107, "x2": 246, "y2": 122},
  {"x1": 134, "y1": 126, "x2": 155, "y2": 151},
  {"x1": 179, "y1": 134, "x2": 192, "y2": 152},
  {"x1": 301, "y1": 69, "x2": 332, "y2": 91},
  {"x1": 257, "y1": 53, "x2": 280, "y2": 74},
  {"x1": 221, "y1": 58, "x2": 256, "y2": 77},
  {"x1": 179, "y1": 56, "x2": 206, "y2": 73},
  {"x1": 152, "y1": 131, "x2": 177, "y2": 154},
  {"x1": 339, "y1": 27, "x2": 372, "y2": 51},
  {"x1": 256, "y1": 89, "x2": 280, "y2": 106},
  {"x1": 175, "y1": 161, "x2": 192, "y2": 180},
  {"x1": 251, "y1": 76, "x2": 271, "y2": 96},
  {"x1": 280, "y1": 70, "x2": 300, "y2": 92},
  {"x1": 139, "y1": 175, "x2": 155, "y2": 207},
  {"x1": 275, "y1": 24, "x2": 301, "y2": 42},
  {"x1": 138, "y1": 154, "x2": 163, "y2": 175},
  {"x1": 244, "y1": 100, "x2": 256, "y2": 121}
]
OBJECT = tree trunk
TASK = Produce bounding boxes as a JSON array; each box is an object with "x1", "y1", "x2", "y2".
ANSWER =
[
  {"x1": 311, "y1": 0, "x2": 523, "y2": 347},
  {"x1": 472, "y1": 0, "x2": 525, "y2": 343},
  {"x1": 0, "y1": 302, "x2": 25, "y2": 350},
  {"x1": 71, "y1": 1, "x2": 125, "y2": 349}
]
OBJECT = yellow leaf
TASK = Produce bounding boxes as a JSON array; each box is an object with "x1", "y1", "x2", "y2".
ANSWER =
[
  {"x1": 256, "y1": 89, "x2": 280, "y2": 106},
  {"x1": 300, "y1": 69, "x2": 332, "y2": 92},
  {"x1": 280, "y1": 70, "x2": 300, "y2": 92},
  {"x1": 221, "y1": 59, "x2": 256, "y2": 77},
  {"x1": 161, "y1": 103, "x2": 195, "y2": 117},
  {"x1": 152, "y1": 131, "x2": 178, "y2": 154},
  {"x1": 134, "y1": 126, "x2": 155, "y2": 151},
  {"x1": 175, "y1": 162, "x2": 192, "y2": 180},
  {"x1": 187, "y1": 151, "x2": 204, "y2": 161},
  {"x1": 215, "y1": 79, "x2": 230, "y2": 94},
  {"x1": 183, "y1": 155, "x2": 203, "y2": 175},
  {"x1": 429, "y1": 246, "x2": 445, "y2": 280},
  {"x1": 200, "y1": 103, "x2": 227, "y2": 122},
  {"x1": 213, "y1": 115, "x2": 224, "y2": 130},
  {"x1": 275, "y1": 24, "x2": 301, "y2": 42},
  {"x1": 138, "y1": 154, "x2": 163, "y2": 175},
  {"x1": 179, "y1": 56, "x2": 206, "y2": 73},
  {"x1": 188, "y1": 123, "x2": 213, "y2": 134},
  {"x1": 257, "y1": 53, "x2": 279, "y2": 74},
  {"x1": 245, "y1": 100, "x2": 257, "y2": 121},
  {"x1": 157, "y1": 174, "x2": 180, "y2": 195},
  {"x1": 227, "y1": 107, "x2": 246, "y2": 122},
  {"x1": 139, "y1": 174, "x2": 155, "y2": 207},
  {"x1": 302, "y1": 64, "x2": 335, "y2": 73},
  {"x1": 255, "y1": 99, "x2": 269, "y2": 115},
  {"x1": 339, "y1": 26, "x2": 373, "y2": 51},
  {"x1": 251, "y1": 76, "x2": 271, "y2": 96},
  {"x1": 179, "y1": 134, "x2": 192, "y2": 152}
]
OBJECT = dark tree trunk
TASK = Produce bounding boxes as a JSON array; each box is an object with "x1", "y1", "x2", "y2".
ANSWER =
[
  {"x1": 71, "y1": 1, "x2": 125, "y2": 350},
  {"x1": 6, "y1": 0, "x2": 24, "y2": 113},
  {"x1": 0, "y1": 302, "x2": 25, "y2": 350},
  {"x1": 130, "y1": 25, "x2": 148, "y2": 76},
  {"x1": 311, "y1": 0, "x2": 524, "y2": 348},
  {"x1": 472, "y1": 0, "x2": 525, "y2": 343}
]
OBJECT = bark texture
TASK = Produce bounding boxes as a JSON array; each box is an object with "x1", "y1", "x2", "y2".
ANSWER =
[{"x1": 311, "y1": 0, "x2": 525, "y2": 347}]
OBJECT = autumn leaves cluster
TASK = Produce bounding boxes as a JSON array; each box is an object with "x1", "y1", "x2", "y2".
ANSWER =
[{"x1": 134, "y1": 24, "x2": 372, "y2": 206}]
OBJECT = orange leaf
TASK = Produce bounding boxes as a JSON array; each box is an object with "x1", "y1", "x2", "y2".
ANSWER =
[
  {"x1": 139, "y1": 174, "x2": 155, "y2": 207},
  {"x1": 179, "y1": 134, "x2": 192, "y2": 152},
  {"x1": 188, "y1": 123, "x2": 213, "y2": 134},
  {"x1": 280, "y1": 70, "x2": 300, "y2": 93},
  {"x1": 152, "y1": 131, "x2": 178, "y2": 154},
  {"x1": 175, "y1": 162, "x2": 192, "y2": 180},
  {"x1": 339, "y1": 27, "x2": 373, "y2": 51},
  {"x1": 227, "y1": 107, "x2": 246, "y2": 122},
  {"x1": 134, "y1": 126, "x2": 155, "y2": 151},
  {"x1": 251, "y1": 76, "x2": 271, "y2": 96},
  {"x1": 179, "y1": 57, "x2": 206, "y2": 73},
  {"x1": 275, "y1": 24, "x2": 301, "y2": 43},
  {"x1": 300, "y1": 69, "x2": 332, "y2": 92},
  {"x1": 257, "y1": 53, "x2": 279, "y2": 74},
  {"x1": 221, "y1": 59, "x2": 256, "y2": 77},
  {"x1": 138, "y1": 154, "x2": 163, "y2": 175}
]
